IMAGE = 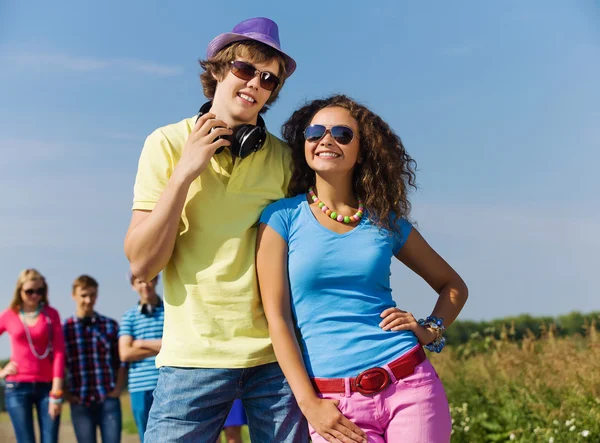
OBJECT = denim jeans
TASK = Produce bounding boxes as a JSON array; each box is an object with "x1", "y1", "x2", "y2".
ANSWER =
[
  {"x1": 4, "y1": 381, "x2": 60, "y2": 443},
  {"x1": 130, "y1": 390, "x2": 154, "y2": 442},
  {"x1": 144, "y1": 362, "x2": 308, "y2": 443},
  {"x1": 70, "y1": 396, "x2": 122, "y2": 443}
]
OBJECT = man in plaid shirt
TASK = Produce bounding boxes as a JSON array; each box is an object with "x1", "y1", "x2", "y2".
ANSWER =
[{"x1": 63, "y1": 275, "x2": 127, "y2": 443}]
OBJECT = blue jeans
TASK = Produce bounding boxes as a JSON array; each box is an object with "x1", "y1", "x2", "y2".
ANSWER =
[
  {"x1": 70, "y1": 396, "x2": 122, "y2": 443},
  {"x1": 145, "y1": 362, "x2": 308, "y2": 443},
  {"x1": 130, "y1": 390, "x2": 154, "y2": 442},
  {"x1": 4, "y1": 381, "x2": 60, "y2": 443}
]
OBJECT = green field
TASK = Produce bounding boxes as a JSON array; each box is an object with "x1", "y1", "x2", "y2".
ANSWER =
[
  {"x1": 433, "y1": 322, "x2": 599, "y2": 442},
  {"x1": 1, "y1": 316, "x2": 598, "y2": 442}
]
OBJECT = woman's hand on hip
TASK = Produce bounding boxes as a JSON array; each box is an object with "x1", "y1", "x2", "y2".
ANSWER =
[
  {"x1": 379, "y1": 307, "x2": 437, "y2": 345},
  {"x1": 0, "y1": 361, "x2": 18, "y2": 378}
]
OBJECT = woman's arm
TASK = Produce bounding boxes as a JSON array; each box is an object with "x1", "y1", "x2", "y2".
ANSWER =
[
  {"x1": 49, "y1": 309, "x2": 65, "y2": 418},
  {"x1": 383, "y1": 228, "x2": 468, "y2": 339},
  {"x1": 256, "y1": 223, "x2": 366, "y2": 443}
]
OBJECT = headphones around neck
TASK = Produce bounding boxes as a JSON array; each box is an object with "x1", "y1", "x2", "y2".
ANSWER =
[
  {"x1": 197, "y1": 101, "x2": 267, "y2": 159},
  {"x1": 138, "y1": 298, "x2": 162, "y2": 317}
]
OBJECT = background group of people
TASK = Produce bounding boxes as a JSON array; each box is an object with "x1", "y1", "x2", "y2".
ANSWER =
[{"x1": 0, "y1": 269, "x2": 247, "y2": 443}]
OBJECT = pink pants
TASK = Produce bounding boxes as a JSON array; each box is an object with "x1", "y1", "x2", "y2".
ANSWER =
[{"x1": 309, "y1": 358, "x2": 452, "y2": 443}]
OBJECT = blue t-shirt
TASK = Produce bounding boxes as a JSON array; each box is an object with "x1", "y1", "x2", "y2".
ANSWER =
[
  {"x1": 259, "y1": 194, "x2": 418, "y2": 378},
  {"x1": 119, "y1": 301, "x2": 164, "y2": 393}
]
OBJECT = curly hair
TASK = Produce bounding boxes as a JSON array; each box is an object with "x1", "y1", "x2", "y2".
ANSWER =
[
  {"x1": 199, "y1": 40, "x2": 287, "y2": 114},
  {"x1": 282, "y1": 95, "x2": 417, "y2": 233}
]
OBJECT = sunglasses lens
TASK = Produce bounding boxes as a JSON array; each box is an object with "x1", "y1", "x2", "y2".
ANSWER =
[
  {"x1": 24, "y1": 288, "x2": 45, "y2": 296},
  {"x1": 260, "y1": 72, "x2": 279, "y2": 91},
  {"x1": 304, "y1": 125, "x2": 326, "y2": 142},
  {"x1": 331, "y1": 126, "x2": 354, "y2": 145},
  {"x1": 231, "y1": 61, "x2": 255, "y2": 81}
]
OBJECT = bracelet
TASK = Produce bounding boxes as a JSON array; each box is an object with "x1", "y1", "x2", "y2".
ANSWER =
[
  {"x1": 49, "y1": 390, "x2": 63, "y2": 399},
  {"x1": 49, "y1": 397, "x2": 63, "y2": 405},
  {"x1": 417, "y1": 315, "x2": 446, "y2": 353}
]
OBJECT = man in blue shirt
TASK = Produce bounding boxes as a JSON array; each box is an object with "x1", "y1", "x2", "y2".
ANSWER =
[{"x1": 118, "y1": 274, "x2": 164, "y2": 442}]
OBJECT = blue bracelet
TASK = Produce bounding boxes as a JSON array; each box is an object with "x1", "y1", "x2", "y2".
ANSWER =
[
  {"x1": 49, "y1": 397, "x2": 63, "y2": 405},
  {"x1": 417, "y1": 315, "x2": 446, "y2": 353}
]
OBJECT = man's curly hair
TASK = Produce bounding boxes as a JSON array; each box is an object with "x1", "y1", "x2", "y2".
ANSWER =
[{"x1": 282, "y1": 95, "x2": 417, "y2": 233}]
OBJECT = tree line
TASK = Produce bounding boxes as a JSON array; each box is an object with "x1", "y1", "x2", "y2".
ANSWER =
[{"x1": 444, "y1": 311, "x2": 599, "y2": 345}]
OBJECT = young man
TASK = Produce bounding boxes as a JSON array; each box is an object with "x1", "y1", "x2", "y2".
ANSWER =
[
  {"x1": 118, "y1": 274, "x2": 164, "y2": 442},
  {"x1": 125, "y1": 17, "x2": 308, "y2": 442},
  {"x1": 63, "y1": 275, "x2": 127, "y2": 443}
]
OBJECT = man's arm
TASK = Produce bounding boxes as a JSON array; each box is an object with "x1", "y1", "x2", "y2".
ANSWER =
[
  {"x1": 118, "y1": 335, "x2": 157, "y2": 363},
  {"x1": 134, "y1": 339, "x2": 162, "y2": 353},
  {"x1": 125, "y1": 114, "x2": 232, "y2": 281},
  {"x1": 107, "y1": 366, "x2": 128, "y2": 399}
]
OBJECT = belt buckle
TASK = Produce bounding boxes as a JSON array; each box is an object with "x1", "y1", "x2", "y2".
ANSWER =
[{"x1": 355, "y1": 367, "x2": 390, "y2": 395}]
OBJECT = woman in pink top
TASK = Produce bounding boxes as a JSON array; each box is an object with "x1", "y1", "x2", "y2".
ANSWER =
[{"x1": 0, "y1": 269, "x2": 66, "y2": 443}]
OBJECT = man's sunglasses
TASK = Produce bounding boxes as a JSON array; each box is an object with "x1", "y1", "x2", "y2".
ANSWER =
[
  {"x1": 23, "y1": 287, "x2": 47, "y2": 296},
  {"x1": 304, "y1": 125, "x2": 355, "y2": 145},
  {"x1": 230, "y1": 61, "x2": 280, "y2": 92}
]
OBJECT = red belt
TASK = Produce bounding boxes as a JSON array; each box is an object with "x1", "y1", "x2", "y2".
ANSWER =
[{"x1": 311, "y1": 345, "x2": 426, "y2": 396}]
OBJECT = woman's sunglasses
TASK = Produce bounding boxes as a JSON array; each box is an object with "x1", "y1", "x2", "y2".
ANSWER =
[
  {"x1": 23, "y1": 287, "x2": 47, "y2": 296},
  {"x1": 229, "y1": 61, "x2": 280, "y2": 92},
  {"x1": 303, "y1": 125, "x2": 355, "y2": 145}
]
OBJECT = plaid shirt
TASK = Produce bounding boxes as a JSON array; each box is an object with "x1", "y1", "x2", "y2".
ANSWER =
[{"x1": 63, "y1": 312, "x2": 121, "y2": 405}]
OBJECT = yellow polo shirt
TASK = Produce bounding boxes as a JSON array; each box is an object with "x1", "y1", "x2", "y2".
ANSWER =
[{"x1": 133, "y1": 116, "x2": 292, "y2": 368}]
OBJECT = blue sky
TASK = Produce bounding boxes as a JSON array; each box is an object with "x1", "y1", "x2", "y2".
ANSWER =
[{"x1": 1, "y1": 1, "x2": 598, "y2": 357}]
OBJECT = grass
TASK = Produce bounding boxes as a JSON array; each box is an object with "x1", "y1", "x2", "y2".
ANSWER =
[
  {"x1": 3, "y1": 320, "x2": 597, "y2": 442},
  {"x1": 1, "y1": 394, "x2": 250, "y2": 442},
  {"x1": 432, "y1": 321, "x2": 600, "y2": 442}
]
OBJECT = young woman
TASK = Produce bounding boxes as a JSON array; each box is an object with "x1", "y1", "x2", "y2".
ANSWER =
[
  {"x1": 0, "y1": 269, "x2": 66, "y2": 443},
  {"x1": 256, "y1": 95, "x2": 468, "y2": 442}
]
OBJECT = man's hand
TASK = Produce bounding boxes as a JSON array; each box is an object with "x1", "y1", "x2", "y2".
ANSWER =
[
  {"x1": 65, "y1": 392, "x2": 80, "y2": 405},
  {"x1": 301, "y1": 397, "x2": 367, "y2": 443},
  {"x1": 379, "y1": 308, "x2": 437, "y2": 346},
  {"x1": 106, "y1": 388, "x2": 122, "y2": 399},
  {"x1": 0, "y1": 361, "x2": 18, "y2": 379},
  {"x1": 174, "y1": 113, "x2": 232, "y2": 182}
]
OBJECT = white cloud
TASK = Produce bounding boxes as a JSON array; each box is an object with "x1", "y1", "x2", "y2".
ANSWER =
[{"x1": 2, "y1": 51, "x2": 184, "y2": 77}]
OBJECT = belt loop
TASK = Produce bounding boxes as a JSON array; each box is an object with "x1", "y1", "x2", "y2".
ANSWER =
[
  {"x1": 383, "y1": 363, "x2": 398, "y2": 384},
  {"x1": 344, "y1": 377, "x2": 351, "y2": 397}
]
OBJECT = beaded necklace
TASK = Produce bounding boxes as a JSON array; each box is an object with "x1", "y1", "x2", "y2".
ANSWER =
[
  {"x1": 20, "y1": 305, "x2": 41, "y2": 319},
  {"x1": 308, "y1": 187, "x2": 364, "y2": 224},
  {"x1": 19, "y1": 304, "x2": 53, "y2": 360}
]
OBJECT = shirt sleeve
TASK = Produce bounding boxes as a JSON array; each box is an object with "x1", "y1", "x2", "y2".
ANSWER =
[
  {"x1": 0, "y1": 309, "x2": 8, "y2": 335},
  {"x1": 118, "y1": 311, "x2": 133, "y2": 338},
  {"x1": 392, "y1": 217, "x2": 414, "y2": 255},
  {"x1": 259, "y1": 199, "x2": 290, "y2": 243},
  {"x1": 132, "y1": 129, "x2": 176, "y2": 211},
  {"x1": 49, "y1": 308, "x2": 65, "y2": 379},
  {"x1": 110, "y1": 320, "x2": 122, "y2": 373}
]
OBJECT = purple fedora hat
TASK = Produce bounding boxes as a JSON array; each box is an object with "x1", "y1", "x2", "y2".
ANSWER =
[{"x1": 206, "y1": 17, "x2": 296, "y2": 77}]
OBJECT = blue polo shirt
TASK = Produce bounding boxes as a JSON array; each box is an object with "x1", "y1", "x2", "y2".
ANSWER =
[
  {"x1": 119, "y1": 301, "x2": 164, "y2": 393},
  {"x1": 259, "y1": 194, "x2": 419, "y2": 378}
]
